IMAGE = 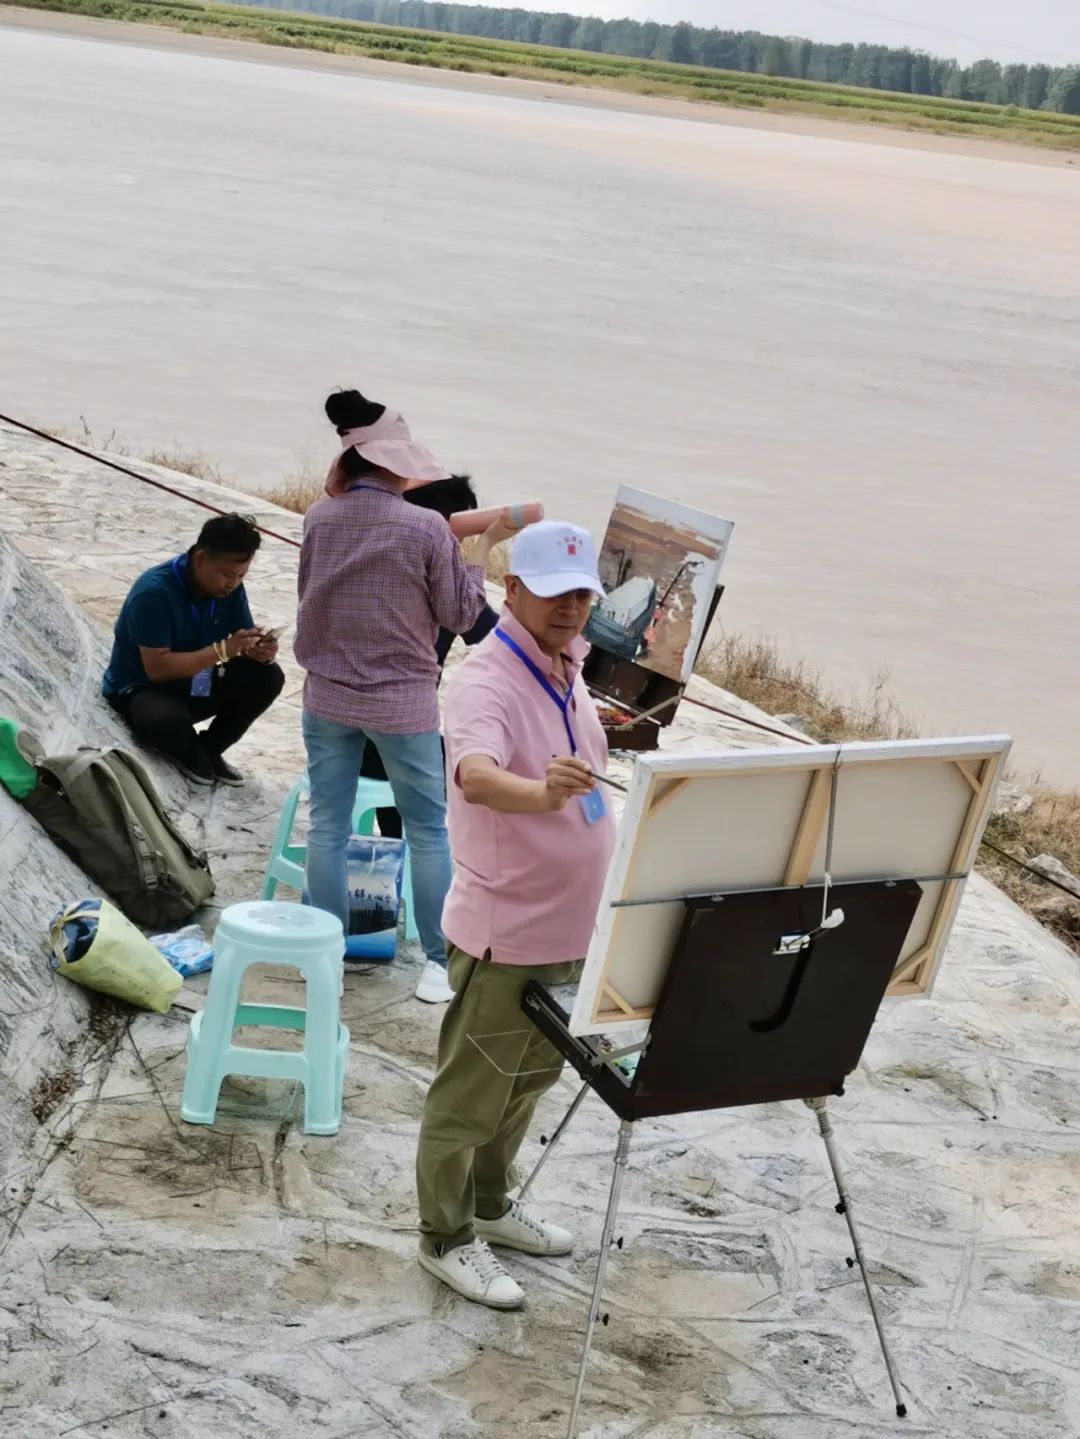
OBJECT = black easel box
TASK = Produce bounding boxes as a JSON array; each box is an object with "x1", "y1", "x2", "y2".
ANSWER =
[{"x1": 525, "y1": 879, "x2": 922, "y2": 1122}]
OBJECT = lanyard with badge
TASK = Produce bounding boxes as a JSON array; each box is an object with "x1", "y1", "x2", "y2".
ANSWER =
[
  {"x1": 494, "y1": 629, "x2": 606, "y2": 825},
  {"x1": 172, "y1": 557, "x2": 219, "y2": 698}
]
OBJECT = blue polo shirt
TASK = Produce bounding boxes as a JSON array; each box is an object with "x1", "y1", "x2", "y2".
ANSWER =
[{"x1": 102, "y1": 552, "x2": 254, "y2": 698}]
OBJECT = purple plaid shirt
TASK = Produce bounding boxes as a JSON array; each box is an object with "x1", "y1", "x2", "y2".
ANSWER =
[{"x1": 295, "y1": 478, "x2": 486, "y2": 734}]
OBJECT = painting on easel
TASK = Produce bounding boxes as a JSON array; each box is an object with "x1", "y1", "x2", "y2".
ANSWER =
[{"x1": 585, "y1": 486, "x2": 733, "y2": 686}]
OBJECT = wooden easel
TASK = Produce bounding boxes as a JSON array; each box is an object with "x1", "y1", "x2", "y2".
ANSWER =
[{"x1": 521, "y1": 876, "x2": 926, "y2": 1437}]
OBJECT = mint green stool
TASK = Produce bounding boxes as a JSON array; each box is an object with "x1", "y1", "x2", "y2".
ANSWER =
[
  {"x1": 180, "y1": 901, "x2": 348, "y2": 1136},
  {"x1": 260, "y1": 774, "x2": 419, "y2": 944}
]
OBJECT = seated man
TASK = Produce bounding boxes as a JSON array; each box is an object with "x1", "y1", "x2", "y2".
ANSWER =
[
  {"x1": 416, "y1": 520, "x2": 615, "y2": 1308},
  {"x1": 103, "y1": 513, "x2": 284, "y2": 786}
]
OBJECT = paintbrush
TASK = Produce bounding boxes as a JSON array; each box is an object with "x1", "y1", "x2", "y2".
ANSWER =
[
  {"x1": 552, "y1": 752, "x2": 630, "y2": 795},
  {"x1": 593, "y1": 692, "x2": 682, "y2": 729},
  {"x1": 610, "y1": 693, "x2": 681, "y2": 727},
  {"x1": 588, "y1": 770, "x2": 629, "y2": 794}
]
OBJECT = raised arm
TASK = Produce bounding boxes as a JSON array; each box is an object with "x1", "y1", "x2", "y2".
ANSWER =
[{"x1": 427, "y1": 511, "x2": 520, "y2": 635}]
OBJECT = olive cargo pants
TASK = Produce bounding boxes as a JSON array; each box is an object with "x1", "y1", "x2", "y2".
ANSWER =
[{"x1": 417, "y1": 945, "x2": 581, "y2": 1253}]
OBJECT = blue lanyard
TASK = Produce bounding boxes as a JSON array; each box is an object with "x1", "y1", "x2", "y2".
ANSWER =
[
  {"x1": 171, "y1": 557, "x2": 216, "y2": 642},
  {"x1": 495, "y1": 628, "x2": 577, "y2": 755}
]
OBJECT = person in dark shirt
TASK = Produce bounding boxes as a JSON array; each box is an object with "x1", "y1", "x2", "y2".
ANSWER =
[
  {"x1": 103, "y1": 513, "x2": 284, "y2": 786},
  {"x1": 361, "y1": 475, "x2": 499, "y2": 838}
]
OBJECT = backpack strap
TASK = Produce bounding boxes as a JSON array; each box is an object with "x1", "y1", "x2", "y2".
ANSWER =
[
  {"x1": 38, "y1": 750, "x2": 162, "y2": 890},
  {"x1": 103, "y1": 748, "x2": 210, "y2": 867}
]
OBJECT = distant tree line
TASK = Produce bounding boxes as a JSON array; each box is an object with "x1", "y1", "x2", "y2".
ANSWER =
[{"x1": 249, "y1": 0, "x2": 1080, "y2": 113}]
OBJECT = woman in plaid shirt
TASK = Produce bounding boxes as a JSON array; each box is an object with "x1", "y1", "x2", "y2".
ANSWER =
[
  {"x1": 295, "y1": 391, "x2": 516, "y2": 1003},
  {"x1": 360, "y1": 473, "x2": 500, "y2": 841}
]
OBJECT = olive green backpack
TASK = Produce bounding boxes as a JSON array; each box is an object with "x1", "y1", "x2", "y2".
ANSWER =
[{"x1": 22, "y1": 743, "x2": 215, "y2": 929}]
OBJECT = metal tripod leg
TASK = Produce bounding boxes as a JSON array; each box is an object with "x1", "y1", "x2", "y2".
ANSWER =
[
  {"x1": 806, "y1": 1097, "x2": 908, "y2": 1418},
  {"x1": 567, "y1": 1119, "x2": 633, "y2": 1439},
  {"x1": 518, "y1": 1081, "x2": 590, "y2": 1202}
]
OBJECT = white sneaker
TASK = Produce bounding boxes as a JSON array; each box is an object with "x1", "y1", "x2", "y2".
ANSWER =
[
  {"x1": 418, "y1": 1238, "x2": 524, "y2": 1309},
  {"x1": 415, "y1": 960, "x2": 453, "y2": 1004},
  {"x1": 474, "y1": 1200, "x2": 574, "y2": 1257}
]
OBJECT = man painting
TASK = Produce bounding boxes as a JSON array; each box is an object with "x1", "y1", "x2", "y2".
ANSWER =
[{"x1": 416, "y1": 520, "x2": 615, "y2": 1308}]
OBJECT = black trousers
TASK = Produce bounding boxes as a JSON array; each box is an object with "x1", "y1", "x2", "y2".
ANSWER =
[
  {"x1": 360, "y1": 738, "x2": 404, "y2": 839},
  {"x1": 360, "y1": 732, "x2": 446, "y2": 840},
  {"x1": 109, "y1": 659, "x2": 285, "y2": 764}
]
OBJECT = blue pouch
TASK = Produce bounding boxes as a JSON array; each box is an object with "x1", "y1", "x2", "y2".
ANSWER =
[
  {"x1": 304, "y1": 835, "x2": 405, "y2": 961},
  {"x1": 148, "y1": 925, "x2": 214, "y2": 977}
]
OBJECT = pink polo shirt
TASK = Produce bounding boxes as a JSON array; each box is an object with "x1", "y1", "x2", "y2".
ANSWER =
[{"x1": 441, "y1": 609, "x2": 616, "y2": 966}]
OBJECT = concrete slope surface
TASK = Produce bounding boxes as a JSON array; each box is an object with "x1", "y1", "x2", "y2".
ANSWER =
[{"x1": 1, "y1": 425, "x2": 1079, "y2": 1437}]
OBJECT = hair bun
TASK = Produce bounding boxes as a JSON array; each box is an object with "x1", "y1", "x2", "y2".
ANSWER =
[{"x1": 325, "y1": 389, "x2": 385, "y2": 432}]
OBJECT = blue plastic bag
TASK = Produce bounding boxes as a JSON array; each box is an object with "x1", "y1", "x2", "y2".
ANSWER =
[
  {"x1": 148, "y1": 924, "x2": 214, "y2": 978},
  {"x1": 50, "y1": 902, "x2": 99, "y2": 969},
  {"x1": 304, "y1": 835, "x2": 404, "y2": 961}
]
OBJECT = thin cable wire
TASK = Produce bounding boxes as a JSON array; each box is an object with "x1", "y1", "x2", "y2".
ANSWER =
[
  {"x1": 980, "y1": 837, "x2": 1080, "y2": 901},
  {"x1": 0, "y1": 413, "x2": 302, "y2": 549},
  {"x1": 680, "y1": 692, "x2": 816, "y2": 745}
]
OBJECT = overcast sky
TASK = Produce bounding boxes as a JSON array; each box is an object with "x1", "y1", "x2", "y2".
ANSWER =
[{"x1": 578, "y1": 1, "x2": 1080, "y2": 66}]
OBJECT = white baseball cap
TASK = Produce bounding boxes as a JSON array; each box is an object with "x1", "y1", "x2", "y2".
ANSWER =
[{"x1": 508, "y1": 520, "x2": 605, "y2": 599}]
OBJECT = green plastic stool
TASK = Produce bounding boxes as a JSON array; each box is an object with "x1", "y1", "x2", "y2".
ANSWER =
[
  {"x1": 259, "y1": 774, "x2": 419, "y2": 943},
  {"x1": 180, "y1": 900, "x2": 348, "y2": 1136}
]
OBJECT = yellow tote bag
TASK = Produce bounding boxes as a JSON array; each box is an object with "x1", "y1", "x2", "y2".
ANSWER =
[{"x1": 49, "y1": 898, "x2": 182, "y2": 1014}]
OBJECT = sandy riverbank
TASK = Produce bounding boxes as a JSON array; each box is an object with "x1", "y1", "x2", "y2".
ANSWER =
[
  {"x1": 3, "y1": 3, "x2": 1078, "y2": 169},
  {"x1": 4, "y1": 432, "x2": 1080, "y2": 1437}
]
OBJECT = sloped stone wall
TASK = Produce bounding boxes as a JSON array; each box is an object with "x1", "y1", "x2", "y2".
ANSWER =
[
  {"x1": 0, "y1": 530, "x2": 287, "y2": 1188},
  {"x1": 0, "y1": 531, "x2": 123, "y2": 1187}
]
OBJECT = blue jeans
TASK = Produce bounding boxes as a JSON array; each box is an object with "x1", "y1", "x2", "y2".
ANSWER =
[{"x1": 302, "y1": 711, "x2": 452, "y2": 969}]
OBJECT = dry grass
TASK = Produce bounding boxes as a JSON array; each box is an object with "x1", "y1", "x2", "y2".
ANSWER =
[
  {"x1": 141, "y1": 448, "x2": 221, "y2": 483},
  {"x1": 484, "y1": 545, "x2": 510, "y2": 584},
  {"x1": 981, "y1": 791, "x2": 1080, "y2": 950},
  {"x1": 701, "y1": 631, "x2": 1080, "y2": 952},
  {"x1": 29, "y1": 1066, "x2": 78, "y2": 1124},
  {"x1": 35, "y1": 418, "x2": 225, "y2": 486},
  {"x1": 260, "y1": 473, "x2": 325, "y2": 513},
  {"x1": 698, "y1": 631, "x2": 917, "y2": 743}
]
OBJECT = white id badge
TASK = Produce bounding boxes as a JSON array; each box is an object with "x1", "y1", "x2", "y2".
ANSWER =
[
  {"x1": 578, "y1": 787, "x2": 607, "y2": 824},
  {"x1": 191, "y1": 667, "x2": 213, "y2": 698}
]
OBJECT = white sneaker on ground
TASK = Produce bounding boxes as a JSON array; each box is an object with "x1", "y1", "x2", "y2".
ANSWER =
[
  {"x1": 418, "y1": 1238, "x2": 524, "y2": 1309},
  {"x1": 474, "y1": 1200, "x2": 574, "y2": 1256},
  {"x1": 415, "y1": 960, "x2": 454, "y2": 1004}
]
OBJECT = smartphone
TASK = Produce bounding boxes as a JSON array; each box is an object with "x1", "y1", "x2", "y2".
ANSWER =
[{"x1": 261, "y1": 625, "x2": 287, "y2": 642}]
